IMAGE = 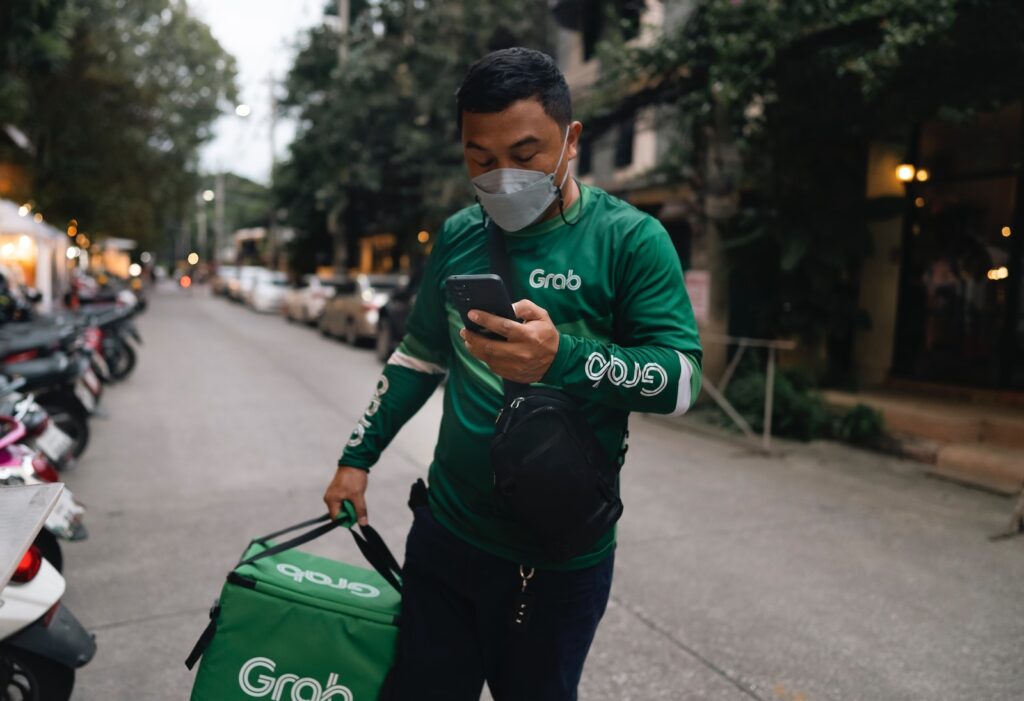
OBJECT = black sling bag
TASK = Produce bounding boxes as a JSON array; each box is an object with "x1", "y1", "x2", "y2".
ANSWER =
[{"x1": 486, "y1": 221, "x2": 623, "y2": 562}]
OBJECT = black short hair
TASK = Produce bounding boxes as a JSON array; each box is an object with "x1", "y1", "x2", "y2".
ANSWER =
[{"x1": 456, "y1": 48, "x2": 571, "y2": 133}]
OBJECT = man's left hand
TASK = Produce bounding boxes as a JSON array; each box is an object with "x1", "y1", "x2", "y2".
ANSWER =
[{"x1": 460, "y1": 300, "x2": 559, "y2": 384}]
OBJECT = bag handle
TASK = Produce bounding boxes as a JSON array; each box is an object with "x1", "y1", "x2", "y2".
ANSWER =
[{"x1": 238, "y1": 502, "x2": 402, "y2": 593}]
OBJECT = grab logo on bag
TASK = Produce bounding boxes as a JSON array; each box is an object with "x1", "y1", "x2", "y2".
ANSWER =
[
  {"x1": 275, "y1": 563, "x2": 381, "y2": 599},
  {"x1": 239, "y1": 657, "x2": 353, "y2": 700}
]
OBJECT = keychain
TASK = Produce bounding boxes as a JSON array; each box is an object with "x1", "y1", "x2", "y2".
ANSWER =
[{"x1": 508, "y1": 564, "x2": 535, "y2": 633}]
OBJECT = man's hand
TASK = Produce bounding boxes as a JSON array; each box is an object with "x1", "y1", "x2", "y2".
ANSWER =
[
  {"x1": 323, "y1": 466, "x2": 369, "y2": 526},
  {"x1": 459, "y1": 299, "x2": 559, "y2": 384}
]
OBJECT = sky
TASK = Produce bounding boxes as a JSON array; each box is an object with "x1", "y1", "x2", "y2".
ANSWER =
[{"x1": 191, "y1": 0, "x2": 326, "y2": 185}]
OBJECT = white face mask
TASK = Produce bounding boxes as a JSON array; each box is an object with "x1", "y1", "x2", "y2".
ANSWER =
[{"x1": 471, "y1": 128, "x2": 571, "y2": 232}]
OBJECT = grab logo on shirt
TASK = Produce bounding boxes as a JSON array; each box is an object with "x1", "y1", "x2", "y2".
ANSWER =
[
  {"x1": 585, "y1": 352, "x2": 668, "y2": 397},
  {"x1": 529, "y1": 268, "x2": 582, "y2": 291},
  {"x1": 347, "y1": 375, "x2": 388, "y2": 447}
]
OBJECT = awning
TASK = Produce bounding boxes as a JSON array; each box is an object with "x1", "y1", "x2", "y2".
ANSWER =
[{"x1": 0, "y1": 198, "x2": 64, "y2": 241}]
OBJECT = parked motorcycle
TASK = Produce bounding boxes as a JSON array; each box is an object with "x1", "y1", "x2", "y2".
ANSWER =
[
  {"x1": 0, "y1": 389, "x2": 77, "y2": 472},
  {"x1": 0, "y1": 415, "x2": 87, "y2": 572},
  {"x1": 3, "y1": 352, "x2": 98, "y2": 459},
  {"x1": 0, "y1": 546, "x2": 96, "y2": 700}
]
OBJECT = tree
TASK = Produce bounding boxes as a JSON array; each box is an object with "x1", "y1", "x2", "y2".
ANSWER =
[
  {"x1": 2, "y1": 0, "x2": 237, "y2": 251},
  {"x1": 276, "y1": 0, "x2": 552, "y2": 274},
  {"x1": 588, "y1": 0, "x2": 1024, "y2": 382}
]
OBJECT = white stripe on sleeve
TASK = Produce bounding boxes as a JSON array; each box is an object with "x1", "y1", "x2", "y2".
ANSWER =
[
  {"x1": 670, "y1": 351, "x2": 695, "y2": 416},
  {"x1": 387, "y1": 349, "x2": 447, "y2": 376}
]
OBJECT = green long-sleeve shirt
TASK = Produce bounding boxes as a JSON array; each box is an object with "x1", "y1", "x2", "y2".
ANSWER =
[{"x1": 340, "y1": 184, "x2": 702, "y2": 570}]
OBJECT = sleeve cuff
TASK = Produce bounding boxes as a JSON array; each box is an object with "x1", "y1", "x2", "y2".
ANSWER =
[
  {"x1": 337, "y1": 456, "x2": 373, "y2": 471},
  {"x1": 540, "y1": 332, "x2": 574, "y2": 386}
]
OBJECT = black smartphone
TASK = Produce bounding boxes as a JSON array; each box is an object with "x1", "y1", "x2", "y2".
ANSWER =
[{"x1": 445, "y1": 274, "x2": 517, "y2": 340}]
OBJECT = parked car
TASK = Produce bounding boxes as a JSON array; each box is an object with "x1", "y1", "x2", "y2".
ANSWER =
[
  {"x1": 319, "y1": 274, "x2": 405, "y2": 345},
  {"x1": 226, "y1": 266, "x2": 261, "y2": 302},
  {"x1": 211, "y1": 266, "x2": 237, "y2": 296},
  {"x1": 283, "y1": 275, "x2": 337, "y2": 324},
  {"x1": 375, "y1": 267, "x2": 423, "y2": 362},
  {"x1": 246, "y1": 270, "x2": 289, "y2": 313}
]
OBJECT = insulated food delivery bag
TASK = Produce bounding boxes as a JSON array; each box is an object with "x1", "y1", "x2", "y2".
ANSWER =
[{"x1": 186, "y1": 506, "x2": 403, "y2": 701}]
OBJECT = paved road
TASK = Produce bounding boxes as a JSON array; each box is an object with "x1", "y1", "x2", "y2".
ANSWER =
[{"x1": 62, "y1": 285, "x2": 1024, "y2": 700}]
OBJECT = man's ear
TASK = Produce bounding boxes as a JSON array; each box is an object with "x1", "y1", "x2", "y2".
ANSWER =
[{"x1": 566, "y1": 121, "x2": 584, "y2": 161}]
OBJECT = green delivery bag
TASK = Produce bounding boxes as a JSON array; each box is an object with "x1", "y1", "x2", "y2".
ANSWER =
[{"x1": 186, "y1": 505, "x2": 403, "y2": 701}]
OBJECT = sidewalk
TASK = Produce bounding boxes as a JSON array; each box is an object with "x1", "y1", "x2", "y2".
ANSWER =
[{"x1": 60, "y1": 287, "x2": 1024, "y2": 700}]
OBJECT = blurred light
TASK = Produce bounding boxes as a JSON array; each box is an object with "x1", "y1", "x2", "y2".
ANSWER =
[
  {"x1": 187, "y1": 252, "x2": 200, "y2": 265},
  {"x1": 66, "y1": 247, "x2": 80, "y2": 259},
  {"x1": 235, "y1": 103, "x2": 251, "y2": 117},
  {"x1": 914, "y1": 197, "x2": 925, "y2": 208},
  {"x1": 140, "y1": 251, "x2": 152, "y2": 263},
  {"x1": 361, "y1": 289, "x2": 374, "y2": 302},
  {"x1": 1, "y1": 244, "x2": 14, "y2": 257},
  {"x1": 18, "y1": 204, "x2": 30, "y2": 217},
  {"x1": 417, "y1": 230, "x2": 430, "y2": 244},
  {"x1": 1002, "y1": 226, "x2": 1012, "y2": 238},
  {"x1": 987, "y1": 266, "x2": 1009, "y2": 281},
  {"x1": 915, "y1": 169, "x2": 930, "y2": 182},
  {"x1": 202, "y1": 189, "x2": 215, "y2": 202},
  {"x1": 180, "y1": 275, "x2": 192, "y2": 289},
  {"x1": 96, "y1": 273, "x2": 108, "y2": 285},
  {"x1": 76, "y1": 234, "x2": 88, "y2": 246},
  {"x1": 131, "y1": 278, "x2": 143, "y2": 290},
  {"x1": 18, "y1": 235, "x2": 31, "y2": 250},
  {"x1": 129, "y1": 263, "x2": 142, "y2": 277},
  {"x1": 33, "y1": 213, "x2": 43, "y2": 223},
  {"x1": 896, "y1": 164, "x2": 916, "y2": 182},
  {"x1": 67, "y1": 225, "x2": 77, "y2": 236}
]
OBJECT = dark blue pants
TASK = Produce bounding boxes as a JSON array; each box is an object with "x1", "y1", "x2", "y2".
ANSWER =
[{"x1": 389, "y1": 504, "x2": 615, "y2": 701}]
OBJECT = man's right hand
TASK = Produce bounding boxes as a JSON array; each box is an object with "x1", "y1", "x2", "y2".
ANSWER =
[{"x1": 323, "y1": 466, "x2": 369, "y2": 526}]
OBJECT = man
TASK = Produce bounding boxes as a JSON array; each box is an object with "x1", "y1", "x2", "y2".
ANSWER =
[{"x1": 324, "y1": 47, "x2": 702, "y2": 700}]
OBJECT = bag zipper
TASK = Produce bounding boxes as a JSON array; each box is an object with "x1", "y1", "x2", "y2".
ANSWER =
[{"x1": 495, "y1": 396, "x2": 525, "y2": 425}]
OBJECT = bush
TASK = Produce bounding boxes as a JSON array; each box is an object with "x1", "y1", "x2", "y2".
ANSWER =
[
  {"x1": 721, "y1": 366, "x2": 887, "y2": 446},
  {"x1": 831, "y1": 403, "x2": 885, "y2": 447},
  {"x1": 724, "y1": 368, "x2": 831, "y2": 442}
]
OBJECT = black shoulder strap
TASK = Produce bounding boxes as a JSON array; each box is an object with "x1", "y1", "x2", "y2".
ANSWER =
[
  {"x1": 485, "y1": 220, "x2": 530, "y2": 399},
  {"x1": 487, "y1": 219, "x2": 515, "y2": 296}
]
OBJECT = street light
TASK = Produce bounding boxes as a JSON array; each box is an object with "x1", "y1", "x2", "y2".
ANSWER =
[
  {"x1": 187, "y1": 252, "x2": 200, "y2": 265},
  {"x1": 895, "y1": 164, "x2": 916, "y2": 182},
  {"x1": 202, "y1": 189, "x2": 215, "y2": 202}
]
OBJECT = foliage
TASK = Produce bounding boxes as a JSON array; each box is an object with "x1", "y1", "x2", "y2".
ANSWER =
[
  {"x1": 832, "y1": 403, "x2": 885, "y2": 447},
  {"x1": 2, "y1": 0, "x2": 237, "y2": 249},
  {"x1": 723, "y1": 363, "x2": 886, "y2": 445},
  {"x1": 724, "y1": 365, "x2": 831, "y2": 441},
  {"x1": 275, "y1": 0, "x2": 552, "y2": 274},
  {"x1": 589, "y1": 0, "x2": 1024, "y2": 381}
]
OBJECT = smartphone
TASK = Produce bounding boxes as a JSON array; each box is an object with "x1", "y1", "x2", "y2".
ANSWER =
[{"x1": 445, "y1": 274, "x2": 517, "y2": 340}]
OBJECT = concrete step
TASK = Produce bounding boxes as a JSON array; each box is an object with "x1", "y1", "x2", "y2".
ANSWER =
[
  {"x1": 930, "y1": 444, "x2": 1024, "y2": 495},
  {"x1": 822, "y1": 390, "x2": 1024, "y2": 450}
]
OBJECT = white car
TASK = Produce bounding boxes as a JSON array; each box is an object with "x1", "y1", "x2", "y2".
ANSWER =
[
  {"x1": 246, "y1": 270, "x2": 289, "y2": 313},
  {"x1": 228, "y1": 266, "x2": 263, "y2": 302},
  {"x1": 283, "y1": 275, "x2": 337, "y2": 324}
]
